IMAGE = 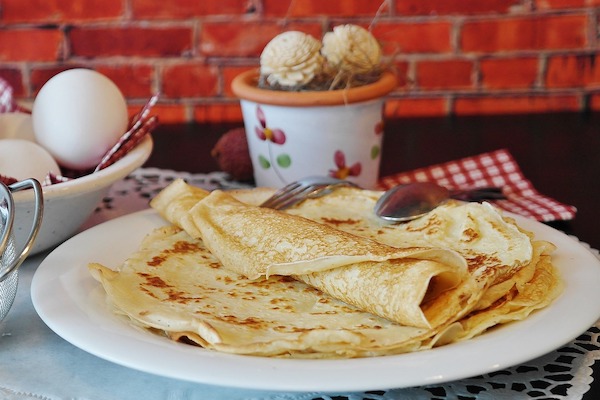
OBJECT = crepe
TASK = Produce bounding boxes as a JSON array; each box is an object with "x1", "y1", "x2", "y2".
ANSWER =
[
  {"x1": 89, "y1": 226, "x2": 443, "y2": 358},
  {"x1": 151, "y1": 179, "x2": 481, "y2": 329},
  {"x1": 268, "y1": 187, "x2": 540, "y2": 310},
  {"x1": 452, "y1": 240, "x2": 562, "y2": 341},
  {"x1": 89, "y1": 180, "x2": 562, "y2": 359},
  {"x1": 243, "y1": 186, "x2": 562, "y2": 339}
]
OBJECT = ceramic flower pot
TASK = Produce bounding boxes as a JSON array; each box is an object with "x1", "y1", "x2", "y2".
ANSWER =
[{"x1": 231, "y1": 70, "x2": 397, "y2": 189}]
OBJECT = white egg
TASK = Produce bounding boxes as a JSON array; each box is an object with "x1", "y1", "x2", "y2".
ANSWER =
[
  {"x1": 0, "y1": 139, "x2": 61, "y2": 182},
  {"x1": 32, "y1": 69, "x2": 128, "y2": 170},
  {"x1": 0, "y1": 112, "x2": 36, "y2": 142}
]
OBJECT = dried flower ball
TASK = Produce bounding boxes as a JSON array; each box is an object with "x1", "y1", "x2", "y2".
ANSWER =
[
  {"x1": 322, "y1": 24, "x2": 382, "y2": 74},
  {"x1": 260, "y1": 31, "x2": 324, "y2": 87}
]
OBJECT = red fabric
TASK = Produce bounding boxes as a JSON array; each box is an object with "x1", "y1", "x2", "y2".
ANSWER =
[
  {"x1": 94, "y1": 94, "x2": 159, "y2": 172},
  {"x1": 0, "y1": 77, "x2": 17, "y2": 113},
  {"x1": 377, "y1": 148, "x2": 577, "y2": 222}
]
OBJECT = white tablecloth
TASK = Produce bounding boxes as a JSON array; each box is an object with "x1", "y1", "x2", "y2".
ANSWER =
[{"x1": 1, "y1": 168, "x2": 599, "y2": 400}]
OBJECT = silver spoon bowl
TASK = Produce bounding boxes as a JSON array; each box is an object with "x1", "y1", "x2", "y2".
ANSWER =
[{"x1": 374, "y1": 182, "x2": 505, "y2": 222}]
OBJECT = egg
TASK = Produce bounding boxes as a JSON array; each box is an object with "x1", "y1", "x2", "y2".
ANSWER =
[
  {"x1": 32, "y1": 69, "x2": 129, "y2": 170},
  {"x1": 0, "y1": 139, "x2": 61, "y2": 182},
  {"x1": 0, "y1": 112, "x2": 36, "y2": 142}
]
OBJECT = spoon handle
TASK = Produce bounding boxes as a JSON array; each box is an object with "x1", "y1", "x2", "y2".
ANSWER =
[{"x1": 448, "y1": 187, "x2": 506, "y2": 202}]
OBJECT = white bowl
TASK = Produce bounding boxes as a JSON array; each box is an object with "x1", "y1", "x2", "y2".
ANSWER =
[{"x1": 11, "y1": 136, "x2": 153, "y2": 255}]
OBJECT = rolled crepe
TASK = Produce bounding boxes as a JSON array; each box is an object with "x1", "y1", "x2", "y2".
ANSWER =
[
  {"x1": 90, "y1": 226, "x2": 440, "y2": 358},
  {"x1": 151, "y1": 179, "x2": 480, "y2": 329}
]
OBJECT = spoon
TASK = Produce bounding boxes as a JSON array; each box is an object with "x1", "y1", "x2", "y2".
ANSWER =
[{"x1": 374, "y1": 182, "x2": 505, "y2": 222}]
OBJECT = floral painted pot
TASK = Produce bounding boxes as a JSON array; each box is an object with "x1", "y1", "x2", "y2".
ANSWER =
[{"x1": 231, "y1": 70, "x2": 397, "y2": 189}]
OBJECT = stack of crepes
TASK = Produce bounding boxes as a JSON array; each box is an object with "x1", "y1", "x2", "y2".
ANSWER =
[{"x1": 89, "y1": 179, "x2": 562, "y2": 358}]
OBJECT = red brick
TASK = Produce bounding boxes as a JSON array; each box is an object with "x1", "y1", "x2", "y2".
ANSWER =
[
  {"x1": 69, "y1": 27, "x2": 193, "y2": 57},
  {"x1": 142, "y1": 104, "x2": 188, "y2": 124},
  {"x1": 390, "y1": 61, "x2": 410, "y2": 89},
  {"x1": 96, "y1": 65, "x2": 155, "y2": 98},
  {"x1": 384, "y1": 98, "x2": 448, "y2": 118},
  {"x1": 161, "y1": 64, "x2": 219, "y2": 98},
  {"x1": 372, "y1": 22, "x2": 453, "y2": 54},
  {"x1": 131, "y1": 0, "x2": 250, "y2": 19},
  {"x1": 480, "y1": 57, "x2": 539, "y2": 89},
  {"x1": 200, "y1": 22, "x2": 276, "y2": 58},
  {"x1": 416, "y1": 60, "x2": 474, "y2": 89},
  {"x1": 1, "y1": 0, "x2": 124, "y2": 23},
  {"x1": 222, "y1": 66, "x2": 258, "y2": 97},
  {"x1": 546, "y1": 54, "x2": 600, "y2": 87},
  {"x1": 30, "y1": 66, "x2": 87, "y2": 94},
  {"x1": 396, "y1": 0, "x2": 521, "y2": 15},
  {"x1": 194, "y1": 103, "x2": 244, "y2": 123},
  {"x1": 588, "y1": 93, "x2": 600, "y2": 111},
  {"x1": 286, "y1": 23, "x2": 323, "y2": 39},
  {"x1": 461, "y1": 15, "x2": 588, "y2": 52},
  {"x1": 263, "y1": 0, "x2": 386, "y2": 17},
  {"x1": 454, "y1": 94, "x2": 580, "y2": 115},
  {"x1": 0, "y1": 69, "x2": 24, "y2": 97},
  {"x1": 0, "y1": 29, "x2": 63, "y2": 61},
  {"x1": 534, "y1": 0, "x2": 586, "y2": 9},
  {"x1": 2, "y1": 1, "x2": 598, "y2": 126},
  {"x1": 200, "y1": 22, "x2": 322, "y2": 57}
]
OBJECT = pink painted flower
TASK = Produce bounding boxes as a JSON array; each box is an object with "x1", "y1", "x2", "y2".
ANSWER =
[
  {"x1": 329, "y1": 150, "x2": 361, "y2": 179},
  {"x1": 374, "y1": 120, "x2": 384, "y2": 135},
  {"x1": 255, "y1": 106, "x2": 286, "y2": 144}
]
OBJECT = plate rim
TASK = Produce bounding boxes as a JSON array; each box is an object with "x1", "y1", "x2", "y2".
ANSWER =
[{"x1": 31, "y1": 209, "x2": 600, "y2": 392}]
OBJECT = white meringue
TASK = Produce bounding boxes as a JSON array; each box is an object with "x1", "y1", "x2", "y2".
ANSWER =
[
  {"x1": 260, "y1": 31, "x2": 324, "y2": 87},
  {"x1": 322, "y1": 24, "x2": 382, "y2": 74}
]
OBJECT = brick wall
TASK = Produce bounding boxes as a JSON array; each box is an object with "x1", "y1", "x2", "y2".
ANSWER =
[{"x1": 1, "y1": 0, "x2": 600, "y2": 124}]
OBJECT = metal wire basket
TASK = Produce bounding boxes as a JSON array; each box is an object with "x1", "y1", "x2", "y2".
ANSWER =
[{"x1": 0, "y1": 179, "x2": 43, "y2": 322}]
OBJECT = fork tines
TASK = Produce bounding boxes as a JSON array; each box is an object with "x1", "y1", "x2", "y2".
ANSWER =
[{"x1": 260, "y1": 182, "x2": 324, "y2": 210}]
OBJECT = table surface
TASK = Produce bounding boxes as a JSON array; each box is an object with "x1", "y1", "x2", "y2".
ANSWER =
[{"x1": 2, "y1": 112, "x2": 600, "y2": 399}]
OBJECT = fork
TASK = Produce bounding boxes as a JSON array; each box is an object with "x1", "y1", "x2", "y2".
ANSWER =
[{"x1": 260, "y1": 176, "x2": 358, "y2": 210}]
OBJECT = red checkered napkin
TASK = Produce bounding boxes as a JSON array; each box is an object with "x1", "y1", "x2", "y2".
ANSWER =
[
  {"x1": 94, "y1": 94, "x2": 159, "y2": 172},
  {"x1": 0, "y1": 77, "x2": 17, "y2": 113},
  {"x1": 377, "y1": 148, "x2": 577, "y2": 222}
]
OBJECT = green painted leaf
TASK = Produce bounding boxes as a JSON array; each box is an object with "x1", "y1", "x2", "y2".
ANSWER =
[
  {"x1": 371, "y1": 145, "x2": 380, "y2": 159},
  {"x1": 277, "y1": 154, "x2": 291, "y2": 168},
  {"x1": 258, "y1": 155, "x2": 271, "y2": 169}
]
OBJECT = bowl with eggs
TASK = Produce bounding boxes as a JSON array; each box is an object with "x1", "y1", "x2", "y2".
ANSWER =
[
  {"x1": 0, "y1": 69, "x2": 156, "y2": 254},
  {"x1": 7, "y1": 133, "x2": 152, "y2": 255}
]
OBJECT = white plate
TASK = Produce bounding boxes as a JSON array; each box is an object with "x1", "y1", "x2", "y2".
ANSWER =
[{"x1": 31, "y1": 209, "x2": 600, "y2": 392}]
